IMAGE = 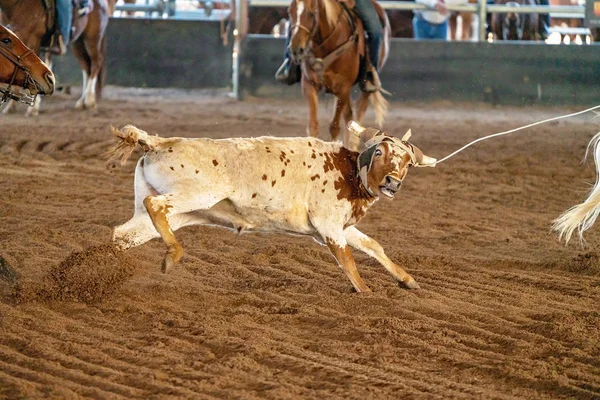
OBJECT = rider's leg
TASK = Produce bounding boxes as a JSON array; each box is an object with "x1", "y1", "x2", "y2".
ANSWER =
[
  {"x1": 275, "y1": 26, "x2": 301, "y2": 85},
  {"x1": 354, "y1": 0, "x2": 384, "y2": 90},
  {"x1": 537, "y1": 0, "x2": 550, "y2": 39},
  {"x1": 275, "y1": 28, "x2": 292, "y2": 81},
  {"x1": 55, "y1": 0, "x2": 73, "y2": 55}
]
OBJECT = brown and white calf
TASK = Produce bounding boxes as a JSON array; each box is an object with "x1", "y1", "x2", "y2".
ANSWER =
[{"x1": 108, "y1": 122, "x2": 436, "y2": 292}]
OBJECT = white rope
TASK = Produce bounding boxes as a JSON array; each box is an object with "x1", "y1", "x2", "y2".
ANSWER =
[{"x1": 434, "y1": 104, "x2": 600, "y2": 165}]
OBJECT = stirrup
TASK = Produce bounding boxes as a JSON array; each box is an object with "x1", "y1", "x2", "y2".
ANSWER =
[
  {"x1": 275, "y1": 58, "x2": 301, "y2": 86},
  {"x1": 275, "y1": 58, "x2": 290, "y2": 82},
  {"x1": 48, "y1": 34, "x2": 67, "y2": 55},
  {"x1": 361, "y1": 69, "x2": 381, "y2": 93}
]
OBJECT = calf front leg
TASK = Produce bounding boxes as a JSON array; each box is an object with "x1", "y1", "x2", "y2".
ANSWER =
[
  {"x1": 345, "y1": 226, "x2": 420, "y2": 289},
  {"x1": 324, "y1": 236, "x2": 371, "y2": 293}
]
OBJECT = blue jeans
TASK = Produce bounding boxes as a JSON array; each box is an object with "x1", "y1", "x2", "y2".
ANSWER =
[
  {"x1": 412, "y1": 14, "x2": 448, "y2": 40},
  {"x1": 354, "y1": 0, "x2": 383, "y2": 70},
  {"x1": 57, "y1": 0, "x2": 73, "y2": 42}
]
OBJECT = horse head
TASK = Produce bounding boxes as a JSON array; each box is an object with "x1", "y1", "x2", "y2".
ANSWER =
[
  {"x1": 504, "y1": 1, "x2": 522, "y2": 40},
  {"x1": 0, "y1": 25, "x2": 54, "y2": 104},
  {"x1": 288, "y1": 0, "x2": 320, "y2": 62}
]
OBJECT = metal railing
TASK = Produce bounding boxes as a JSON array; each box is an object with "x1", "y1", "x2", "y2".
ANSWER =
[{"x1": 248, "y1": 0, "x2": 588, "y2": 41}]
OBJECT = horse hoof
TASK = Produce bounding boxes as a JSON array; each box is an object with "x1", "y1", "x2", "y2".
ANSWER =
[
  {"x1": 400, "y1": 278, "x2": 420, "y2": 290},
  {"x1": 26, "y1": 109, "x2": 39, "y2": 117},
  {"x1": 75, "y1": 99, "x2": 85, "y2": 110}
]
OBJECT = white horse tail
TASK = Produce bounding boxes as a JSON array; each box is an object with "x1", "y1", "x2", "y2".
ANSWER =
[{"x1": 553, "y1": 131, "x2": 600, "y2": 244}]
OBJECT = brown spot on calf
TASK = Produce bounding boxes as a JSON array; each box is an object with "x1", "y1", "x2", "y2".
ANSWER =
[{"x1": 212, "y1": 160, "x2": 219, "y2": 166}]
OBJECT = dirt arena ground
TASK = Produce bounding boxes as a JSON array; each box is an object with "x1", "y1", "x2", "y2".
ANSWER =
[{"x1": 0, "y1": 88, "x2": 599, "y2": 399}]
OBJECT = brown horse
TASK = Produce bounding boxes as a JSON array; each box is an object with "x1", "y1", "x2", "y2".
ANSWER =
[
  {"x1": 449, "y1": 0, "x2": 477, "y2": 40},
  {"x1": 0, "y1": 0, "x2": 115, "y2": 115},
  {"x1": 248, "y1": 2, "x2": 412, "y2": 37},
  {"x1": 288, "y1": 0, "x2": 390, "y2": 143},
  {"x1": 0, "y1": 24, "x2": 54, "y2": 107}
]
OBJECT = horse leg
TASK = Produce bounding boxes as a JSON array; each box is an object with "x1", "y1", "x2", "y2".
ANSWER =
[
  {"x1": 25, "y1": 54, "x2": 51, "y2": 117},
  {"x1": 71, "y1": 37, "x2": 91, "y2": 109},
  {"x1": 449, "y1": 13, "x2": 458, "y2": 40},
  {"x1": 461, "y1": 13, "x2": 473, "y2": 40},
  {"x1": 72, "y1": 30, "x2": 103, "y2": 110},
  {"x1": 329, "y1": 89, "x2": 351, "y2": 142},
  {"x1": 302, "y1": 79, "x2": 319, "y2": 138},
  {"x1": 1, "y1": 100, "x2": 16, "y2": 115}
]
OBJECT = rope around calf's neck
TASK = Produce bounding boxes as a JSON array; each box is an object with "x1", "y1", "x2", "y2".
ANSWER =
[{"x1": 433, "y1": 104, "x2": 600, "y2": 166}]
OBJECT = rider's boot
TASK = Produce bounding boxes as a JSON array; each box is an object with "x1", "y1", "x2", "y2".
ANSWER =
[
  {"x1": 363, "y1": 66, "x2": 382, "y2": 92},
  {"x1": 275, "y1": 57, "x2": 301, "y2": 85},
  {"x1": 49, "y1": 33, "x2": 67, "y2": 55}
]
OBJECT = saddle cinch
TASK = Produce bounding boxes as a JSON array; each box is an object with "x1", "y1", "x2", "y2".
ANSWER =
[
  {"x1": 285, "y1": 0, "x2": 386, "y2": 87},
  {"x1": 41, "y1": 0, "x2": 92, "y2": 55}
]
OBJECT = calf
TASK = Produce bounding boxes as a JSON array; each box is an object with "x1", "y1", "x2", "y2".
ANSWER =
[{"x1": 108, "y1": 121, "x2": 436, "y2": 292}]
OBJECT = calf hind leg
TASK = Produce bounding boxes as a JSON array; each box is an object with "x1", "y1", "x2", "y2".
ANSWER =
[{"x1": 143, "y1": 193, "x2": 223, "y2": 273}]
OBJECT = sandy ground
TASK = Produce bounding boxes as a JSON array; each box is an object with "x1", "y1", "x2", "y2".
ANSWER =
[{"x1": 0, "y1": 88, "x2": 599, "y2": 399}]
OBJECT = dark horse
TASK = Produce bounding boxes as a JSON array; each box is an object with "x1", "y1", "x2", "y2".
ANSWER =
[
  {"x1": 491, "y1": 0, "x2": 541, "y2": 40},
  {"x1": 0, "y1": 0, "x2": 115, "y2": 115},
  {"x1": 288, "y1": 0, "x2": 390, "y2": 143},
  {"x1": 0, "y1": 24, "x2": 54, "y2": 106}
]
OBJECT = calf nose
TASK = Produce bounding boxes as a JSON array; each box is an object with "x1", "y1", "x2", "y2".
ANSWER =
[{"x1": 385, "y1": 176, "x2": 402, "y2": 191}]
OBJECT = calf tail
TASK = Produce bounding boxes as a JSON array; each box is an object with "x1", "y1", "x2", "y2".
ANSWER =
[
  {"x1": 105, "y1": 125, "x2": 156, "y2": 167},
  {"x1": 553, "y1": 132, "x2": 600, "y2": 244}
]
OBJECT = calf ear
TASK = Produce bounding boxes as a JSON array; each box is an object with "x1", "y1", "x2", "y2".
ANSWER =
[{"x1": 357, "y1": 144, "x2": 379, "y2": 195}]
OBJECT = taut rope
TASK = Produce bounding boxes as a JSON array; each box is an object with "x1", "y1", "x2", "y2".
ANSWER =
[{"x1": 433, "y1": 104, "x2": 600, "y2": 166}]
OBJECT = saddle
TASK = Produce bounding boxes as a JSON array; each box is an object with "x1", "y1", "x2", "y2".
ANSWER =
[
  {"x1": 41, "y1": 0, "x2": 92, "y2": 54},
  {"x1": 285, "y1": 0, "x2": 386, "y2": 88}
]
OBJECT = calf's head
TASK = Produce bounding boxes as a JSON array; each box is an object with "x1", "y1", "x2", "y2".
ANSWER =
[{"x1": 349, "y1": 121, "x2": 436, "y2": 198}]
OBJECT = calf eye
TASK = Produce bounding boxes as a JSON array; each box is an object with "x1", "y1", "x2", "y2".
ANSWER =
[
  {"x1": 375, "y1": 149, "x2": 382, "y2": 157},
  {"x1": 1, "y1": 38, "x2": 11, "y2": 45}
]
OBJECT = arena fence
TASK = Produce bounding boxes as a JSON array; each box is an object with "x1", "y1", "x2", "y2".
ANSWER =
[{"x1": 51, "y1": 16, "x2": 598, "y2": 106}]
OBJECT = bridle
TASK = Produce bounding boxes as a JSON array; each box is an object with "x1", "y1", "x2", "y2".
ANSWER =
[
  {"x1": 289, "y1": 0, "x2": 357, "y2": 78},
  {"x1": 289, "y1": 0, "x2": 320, "y2": 42},
  {"x1": 0, "y1": 39, "x2": 37, "y2": 107}
]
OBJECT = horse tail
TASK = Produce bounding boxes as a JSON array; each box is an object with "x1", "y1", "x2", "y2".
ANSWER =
[
  {"x1": 96, "y1": 33, "x2": 108, "y2": 99},
  {"x1": 105, "y1": 125, "x2": 161, "y2": 166},
  {"x1": 355, "y1": 90, "x2": 389, "y2": 128},
  {"x1": 553, "y1": 131, "x2": 600, "y2": 244},
  {"x1": 370, "y1": 90, "x2": 389, "y2": 127}
]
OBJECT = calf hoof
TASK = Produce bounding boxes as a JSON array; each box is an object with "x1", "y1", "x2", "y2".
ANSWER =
[
  {"x1": 161, "y1": 247, "x2": 183, "y2": 273},
  {"x1": 400, "y1": 277, "x2": 420, "y2": 290}
]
